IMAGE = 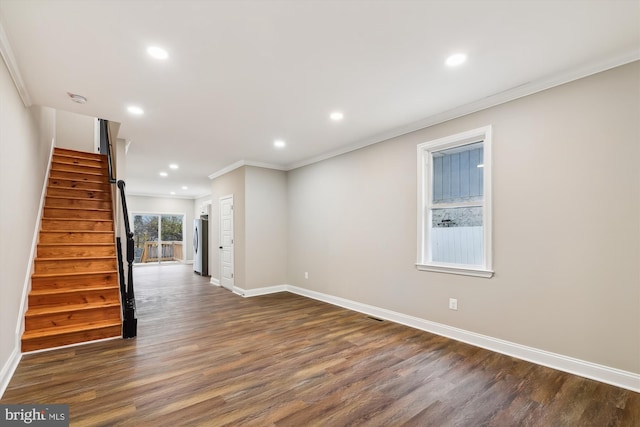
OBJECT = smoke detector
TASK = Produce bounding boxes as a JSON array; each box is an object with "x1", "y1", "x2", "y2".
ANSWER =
[{"x1": 67, "y1": 92, "x2": 87, "y2": 104}]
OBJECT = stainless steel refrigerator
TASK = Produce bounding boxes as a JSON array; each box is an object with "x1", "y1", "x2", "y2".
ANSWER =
[{"x1": 193, "y1": 216, "x2": 208, "y2": 276}]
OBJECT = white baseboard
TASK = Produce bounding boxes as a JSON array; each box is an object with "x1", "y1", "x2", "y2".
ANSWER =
[
  {"x1": 236, "y1": 285, "x2": 288, "y2": 298},
  {"x1": 0, "y1": 347, "x2": 21, "y2": 399},
  {"x1": 236, "y1": 284, "x2": 640, "y2": 393},
  {"x1": 210, "y1": 277, "x2": 220, "y2": 286}
]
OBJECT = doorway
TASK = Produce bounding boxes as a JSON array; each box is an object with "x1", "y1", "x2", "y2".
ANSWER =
[{"x1": 133, "y1": 213, "x2": 185, "y2": 264}]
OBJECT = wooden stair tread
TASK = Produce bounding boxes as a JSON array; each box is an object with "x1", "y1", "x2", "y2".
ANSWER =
[
  {"x1": 51, "y1": 165, "x2": 104, "y2": 173},
  {"x1": 39, "y1": 230, "x2": 114, "y2": 234},
  {"x1": 27, "y1": 301, "x2": 121, "y2": 316},
  {"x1": 48, "y1": 178, "x2": 110, "y2": 186},
  {"x1": 35, "y1": 255, "x2": 116, "y2": 261},
  {"x1": 42, "y1": 221, "x2": 113, "y2": 222},
  {"x1": 46, "y1": 195, "x2": 111, "y2": 202},
  {"x1": 53, "y1": 148, "x2": 105, "y2": 158},
  {"x1": 32, "y1": 270, "x2": 118, "y2": 279},
  {"x1": 53, "y1": 159, "x2": 105, "y2": 167},
  {"x1": 43, "y1": 207, "x2": 112, "y2": 212},
  {"x1": 37, "y1": 242, "x2": 115, "y2": 246},
  {"x1": 47, "y1": 189, "x2": 111, "y2": 197},
  {"x1": 48, "y1": 174, "x2": 108, "y2": 183},
  {"x1": 49, "y1": 173, "x2": 107, "y2": 182},
  {"x1": 29, "y1": 285, "x2": 120, "y2": 296},
  {"x1": 22, "y1": 320, "x2": 121, "y2": 340}
]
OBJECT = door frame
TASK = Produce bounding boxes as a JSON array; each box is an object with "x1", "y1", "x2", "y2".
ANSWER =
[{"x1": 219, "y1": 195, "x2": 235, "y2": 291}]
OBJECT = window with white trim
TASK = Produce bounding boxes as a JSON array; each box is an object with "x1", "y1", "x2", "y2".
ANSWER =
[{"x1": 417, "y1": 126, "x2": 493, "y2": 278}]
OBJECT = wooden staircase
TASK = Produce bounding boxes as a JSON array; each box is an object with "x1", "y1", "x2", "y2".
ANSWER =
[{"x1": 22, "y1": 148, "x2": 122, "y2": 352}]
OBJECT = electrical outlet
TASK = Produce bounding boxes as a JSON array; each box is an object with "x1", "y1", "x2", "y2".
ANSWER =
[
  {"x1": 304, "y1": 272, "x2": 309, "y2": 279},
  {"x1": 449, "y1": 298, "x2": 458, "y2": 311}
]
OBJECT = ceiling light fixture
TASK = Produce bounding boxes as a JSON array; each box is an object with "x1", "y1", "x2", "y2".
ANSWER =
[
  {"x1": 67, "y1": 92, "x2": 87, "y2": 104},
  {"x1": 274, "y1": 140, "x2": 286, "y2": 149},
  {"x1": 446, "y1": 53, "x2": 467, "y2": 67},
  {"x1": 127, "y1": 105, "x2": 144, "y2": 115},
  {"x1": 330, "y1": 111, "x2": 344, "y2": 121},
  {"x1": 169, "y1": 164, "x2": 179, "y2": 169},
  {"x1": 170, "y1": 191, "x2": 176, "y2": 195},
  {"x1": 159, "y1": 171, "x2": 168, "y2": 177},
  {"x1": 147, "y1": 46, "x2": 169, "y2": 60},
  {"x1": 181, "y1": 186, "x2": 188, "y2": 190}
]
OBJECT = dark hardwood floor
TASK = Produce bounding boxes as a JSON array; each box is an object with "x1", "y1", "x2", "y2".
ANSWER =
[{"x1": 2, "y1": 264, "x2": 638, "y2": 426}]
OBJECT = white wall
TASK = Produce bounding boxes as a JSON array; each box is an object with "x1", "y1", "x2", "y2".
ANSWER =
[
  {"x1": 209, "y1": 166, "x2": 288, "y2": 290},
  {"x1": 0, "y1": 58, "x2": 55, "y2": 393},
  {"x1": 55, "y1": 109, "x2": 95, "y2": 153},
  {"x1": 126, "y1": 195, "x2": 196, "y2": 262},
  {"x1": 245, "y1": 166, "x2": 288, "y2": 288},
  {"x1": 287, "y1": 62, "x2": 640, "y2": 375},
  {"x1": 210, "y1": 167, "x2": 245, "y2": 285}
]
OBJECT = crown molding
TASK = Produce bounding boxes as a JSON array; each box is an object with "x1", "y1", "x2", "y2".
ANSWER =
[
  {"x1": 207, "y1": 50, "x2": 638, "y2": 179},
  {"x1": 284, "y1": 50, "x2": 640, "y2": 171},
  {"x1": 0, "y1": 17, "x2": 32, "y2": 107},
  {"x1": 208, "y1": 160, "x2": 286, "y2": 180}
]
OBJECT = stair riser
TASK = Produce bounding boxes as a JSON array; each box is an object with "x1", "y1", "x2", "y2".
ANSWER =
[
  {"x1": 21, "y1": 325, "x2": 121, "y2": 352},
  {"x1": 39, "y1": 232, "x2": 115, "y2": 244},
  {"x1": 34, "y1": 258, "x2": 117, "y2": 274},
  {"x1": 45, "y1": 197, "x2": 112, "y2": 210},
  {"x1": 49, "y1": 178, "x2": 111, "y2": 192},
  {"x1": 54, "y1": 148, "x2": 105, "y2": 162},
  {"x1": 31, "y1": 273, "x2": 118, "y2": 291},
  {"x1": 46, "y1": 187, "x2": 111, "y2": 201},
  {"x1": 29, "y1": 288, "x2": 121, "y2": 308},
  {"x1": 41, "y1": 219, "x2": 114, "y2": 232},
  {"x1": 52, "y1": 162, "x2": 107, "y2": 176},
  {"x1": 52, "y1": 154, "x2": 105, "y2": 168},
  {"x1": 43, "y1": 207, "x2": 112, "y2": 220},
  {"x1": 25, "y1": 306, "x2": 122, "y2": 330},
  {"x1": 37, "y1": 244, "x2": 116, "y2": 257},
  {"x1": 49, "y1": 169, "x2": 108, "y2": 183}
]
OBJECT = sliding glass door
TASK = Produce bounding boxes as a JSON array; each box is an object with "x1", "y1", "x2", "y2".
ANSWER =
[{"x1": 133, "y1": 213, "x2": 184, "y2": 264}]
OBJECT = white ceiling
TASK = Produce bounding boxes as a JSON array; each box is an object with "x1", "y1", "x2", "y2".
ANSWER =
[{"x1": 1, "y1": 0, "x2": 638, "y2": 198}]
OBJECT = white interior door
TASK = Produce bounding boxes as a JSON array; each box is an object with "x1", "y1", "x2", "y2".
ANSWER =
[{"x1": 219, "y1": 195, "x2": 234, "y2": 291}]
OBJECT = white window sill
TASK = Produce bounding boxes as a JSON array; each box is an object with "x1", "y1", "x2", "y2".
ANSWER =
[{"x1": 416, "y1": 263, "x2": 494, "y2": 278}]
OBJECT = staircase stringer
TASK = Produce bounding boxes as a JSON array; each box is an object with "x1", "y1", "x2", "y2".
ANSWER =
[{"x1": 16, "y1": 140, "x2": 57, "y2": 351}]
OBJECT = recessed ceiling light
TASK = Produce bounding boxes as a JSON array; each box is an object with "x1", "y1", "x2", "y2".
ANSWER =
[
  {"x1": 170, "y1": 191, "x2": 176, "y2": 195},
  {"x1": 446, "y1": 53, "x2": 467, "y2": 67},
  {"x1": 169, "y1": 164, "x2": 179, "y2": 169},
  {"x1": 127, "y1": 105, "x2": 144, "y2": 115},
  {"x1": 274, "y1": 140, "x2": 286, "y2": 149},
  {"x1": 159, "y1": 171, "x2": 168, "y2": 177},
  {"x1": 147, "y1": 46, "x2": 169, "y2": 60},
  {"x1": 330, "y1": 111, "x2": 344, "y2": 121},
  {"x1": 67, "y1": 92, "x2": 87, "y2": 104},
  {"x1": 181, "y1": 186, "x2": 188, "y2": 190}
]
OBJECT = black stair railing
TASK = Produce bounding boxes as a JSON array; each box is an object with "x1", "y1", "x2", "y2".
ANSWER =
[
  {"x1": 99, "y1": 118, "x2": 137, "y2": 338},
  {"x1": 98, "y1": 118, "x2": 116, "y2": 184},
  {"x1": 117, "y1": 180, "x2": 137, "y2": 338}
]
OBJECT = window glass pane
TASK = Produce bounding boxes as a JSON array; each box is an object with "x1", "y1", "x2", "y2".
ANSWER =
[
  {"x1": 133, "y1": 215, "x2": 158, "y2": 263},
  {"x1": 160, "y1": 215, "x2": 183, "y2": 241},
  {"x1": 430, "y1": 207, "x2": 483, "y2": 265},
  {"x1": 432, "y1": 142, "x2": 483, "y2": 204}
]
